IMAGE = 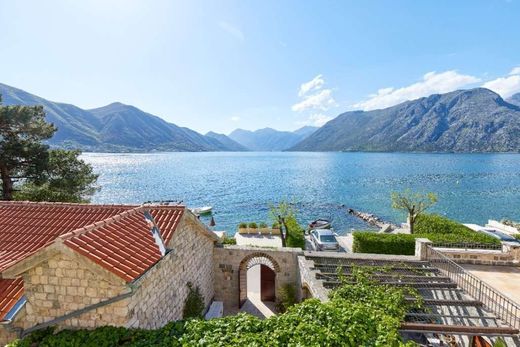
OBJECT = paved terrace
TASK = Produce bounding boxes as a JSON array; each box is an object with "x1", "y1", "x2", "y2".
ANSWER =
[
  {"x1": 299, "y1": 251, "x2": 520, "y2": 347},
  {"x1": 461, "y1": 264, "x2": 520, "y2": 305}
]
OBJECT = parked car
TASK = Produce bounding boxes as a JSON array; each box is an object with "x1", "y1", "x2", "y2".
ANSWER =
[{"x1": 310, "y1": 229, "x2": 339, "y2": 251}]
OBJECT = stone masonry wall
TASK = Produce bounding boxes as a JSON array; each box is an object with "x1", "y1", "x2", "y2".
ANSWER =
[
  {"x1": 18, "y1": 251, "x2": 130, "y2": 332},
  {"x1": 126, "y1": 212, "x2": 216, "y2": 329},
  {"x1": 213, "y1": 246, "x2": 302, "y2": 313}
]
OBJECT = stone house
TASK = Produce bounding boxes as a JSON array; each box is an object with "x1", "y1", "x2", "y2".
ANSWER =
[{"x1": 0, "y1": 201, "x2": 218, "y2": 345}]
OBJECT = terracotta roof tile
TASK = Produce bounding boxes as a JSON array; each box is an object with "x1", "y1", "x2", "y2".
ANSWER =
[
  {"x1": 0, "y1": 201, "x2": 185, "y2": 319},
  {"x1": 0, "y1": 278, "x2": 23, "y2": 321}
]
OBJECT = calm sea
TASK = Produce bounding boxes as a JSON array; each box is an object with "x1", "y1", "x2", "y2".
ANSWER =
[{"x1": 82, "y1": 152, "x2": 520, "y2": 235}]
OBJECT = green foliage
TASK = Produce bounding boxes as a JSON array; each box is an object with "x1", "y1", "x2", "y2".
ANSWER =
[
  {"x1": 272, "y1": 222, "x2": 280, "y2": 229},
  {"x1": 415, "y1": 214, "x2": 500, "y2": 244},
  {"x1": 258, "y1": 222, "x2": 268, "y2": 228},
  {"x1": 285, "y1": 216, "x2": 305, "y2": 249},
  {"x1": 0, "y1": 99, "x2": 99, "y2": 202},
  {"x1": 515, "y1": 234, "x2": 520, "y2": 240},
  {"x1": 353, "y1": 214, "x2": 500, "y2": 255},
  {"x1": 238, "y1": 222, "x2": 247, "y2": 228},
  {"x1": 0, "y1": 101, "x2": 55, "y2": 200},
  {"x1": 14, "y1": 149, "x2": 99, "y2": 203},
  {"x1": 391, "y1": 190, "x2": 437, "y2": 234},
  {"x1": 248, "y1": 222, "x2": 258, "y2": 229},
  {"x1": 275, "y1": 283, "x2": 297, "y2": 313},
  {"x1": 11, "y1": 268, "x2": 418, "y2": 347},
  {"x1": 353, "y1": 232, "x2": 416, "y2": 255},
  {"x1": 221, "y1": 235, "x2": 237, "y2": 245},
  {"x1": 182, "y1": 282, "x2": 205, "y2": 319}
]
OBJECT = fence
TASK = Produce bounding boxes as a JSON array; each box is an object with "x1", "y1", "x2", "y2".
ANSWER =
[
  {"x1": 430, "y1": 242, "x2": 503, "y2": 251},
  {"x1": 426, "y1": 245, "x2": 520, "y2": 330}
]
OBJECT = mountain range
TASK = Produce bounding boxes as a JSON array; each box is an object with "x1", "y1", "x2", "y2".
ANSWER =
[
  {"x1": 0, "y1": 83, "x2": 245, "y2": 152},
  {"x1": 1, "y1": 82, "x2": 520, "y2": 153},
  {"x1": 291, "y1": 88, "x2": 520, "y2": 152},
  {"x1": 228, "y1": 126, "x2": 318, "y2": 151}
]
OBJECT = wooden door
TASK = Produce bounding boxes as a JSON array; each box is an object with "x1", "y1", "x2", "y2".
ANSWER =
[{"x1": 260, "y1": 265, "x2": 275, "y2": 302}]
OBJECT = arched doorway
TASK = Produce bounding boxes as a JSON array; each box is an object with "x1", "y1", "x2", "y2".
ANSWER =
[{"x1": 238, "y1": 253, "x2": 281, "y2": 308}]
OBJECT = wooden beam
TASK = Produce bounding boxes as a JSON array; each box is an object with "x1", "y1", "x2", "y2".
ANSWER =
[
  {"x1": 405, "y1": 298, "x2": 483, "y2": 307},
  {"x1": 400, "y1": 322, "x2": 519, "y2": 336}
]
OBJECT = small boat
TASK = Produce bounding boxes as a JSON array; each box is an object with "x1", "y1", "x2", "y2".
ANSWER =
[
  {"x1": 308, "y1": 218, "x2": 331, "y2": 229},
  {"x1": 191, "y1": 206, "x2": 213, "y2": 216}
]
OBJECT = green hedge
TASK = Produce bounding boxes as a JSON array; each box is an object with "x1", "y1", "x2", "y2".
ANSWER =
[
  {"x1": 9, "y1": 271, "x2": 417, "y2": 347},
  {"x1": 285, "y1": 216, "x2": 305, "y2": 249},
  {"x1": 353, "y1": 214, "x2": 500, "y2": 255},
  {"x1": 352, "y1": 232, "x2": 416, "y2": 255},
  {"x1": 415, "y1": 214, "x2": 500, "y2": 245}
]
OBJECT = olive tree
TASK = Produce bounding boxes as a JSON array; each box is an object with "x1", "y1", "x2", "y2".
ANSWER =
[{"x1": 391, "y1": 190, "x2": 438, "y2": 234}]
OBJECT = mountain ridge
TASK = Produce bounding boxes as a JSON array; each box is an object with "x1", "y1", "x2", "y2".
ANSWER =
[
  {"x1": 290, "y1": 88, "x2": 520, "y2": 152},
  {"x1": 0, "y1": 83, "x2": 241, "y2": 152},
  {"x1": 228, "y1": 126, "x2": 317, "y2": 151}
]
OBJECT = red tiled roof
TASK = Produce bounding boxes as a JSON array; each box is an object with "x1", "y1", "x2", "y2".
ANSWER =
[
  {"x1": 0, "y1": 201, "x2": 185, "y2": 320},
  {"x1": 0, "y1": 278, "x2": 23, "y2": 321},
  {"x1": 0, "y1": 202, "x2": 133, "y2": 272},
  {"x1": 63, "y1": 206, "x2": 184, "y2": 282}
]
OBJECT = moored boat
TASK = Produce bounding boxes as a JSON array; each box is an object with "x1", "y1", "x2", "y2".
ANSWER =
[
  {"x1": 308, "y1": 218, "x2": 331, "y2": 229},
  {"x1": 191, "y1": 206, "x2": 213, "y2": 216}
]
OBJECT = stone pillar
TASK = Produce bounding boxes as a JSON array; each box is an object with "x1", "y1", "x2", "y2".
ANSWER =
[
  {"x1": 415, "y1": 238, "x2": 432, "y2": 260},
  {"x1": 508, "y1": 244, "x2": 520, "y2": 262}
]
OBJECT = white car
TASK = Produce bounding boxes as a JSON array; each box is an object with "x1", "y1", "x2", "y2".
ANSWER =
[{"x1": 310, "y1": 229, "x2": 339, "y2": 251}]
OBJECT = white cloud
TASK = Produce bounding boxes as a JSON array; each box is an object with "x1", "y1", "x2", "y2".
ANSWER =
[
  {"x1": 509, "y1": 67, "x2": 520, "y2": 75},
  {"x1": 297, "y1": 113, "x2": 333, "y2": 127},
  {"x1": 218, "y1": 21, "x2": 244, "y2": 41},
  {"x1": 482, "y1": 67, "x2": 520, "y2": 98},
  {"x1": 298, "y1": 74, "x2": 324, "y2": 97},
  {"x1": 230, "y1": 116, "x2": 241, "y2": 122},
  {"x1": 353, "y1": 70, "x2": 481, "y2": 111},
  {"x1": 292, "y1": 89, "x2": 336, "y2": 112}
]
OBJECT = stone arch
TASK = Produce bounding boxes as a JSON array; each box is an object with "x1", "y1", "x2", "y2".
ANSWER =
[{"x1": 238, "y1": 252, "x2": 281, "y2": 307}]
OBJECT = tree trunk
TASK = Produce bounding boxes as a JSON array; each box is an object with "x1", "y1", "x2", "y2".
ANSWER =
[
  {"x1": 0, "y1": 165, "x2": 13, "y2": 200},
  {"x1": 409, "y1": 213, "x2": 415, "y2": 234},
  {"x1": 278, "y1": 216, "x2": 287, "y2": 247}
]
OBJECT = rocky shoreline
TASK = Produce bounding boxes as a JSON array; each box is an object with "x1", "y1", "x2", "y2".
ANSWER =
[{"x1": 346, "y1": 207, "x2": 398, "y2": 230}]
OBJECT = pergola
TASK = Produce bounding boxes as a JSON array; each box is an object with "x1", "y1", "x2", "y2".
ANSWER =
[{"x1": 301, "y1": 252, "x2": 520, "y2": 346}]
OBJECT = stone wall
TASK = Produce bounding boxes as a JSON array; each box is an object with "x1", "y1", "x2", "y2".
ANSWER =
[
  {"x1": 18, "y1": 249, "x2": 130, "y2": 331},
  {"x1": 415, "y1": 238, "x2": 520, "y2": 266},
  {"x1": 0, "y1": 210, "x2": 217, "y2": 343},
  {"x1": 127, "y1": 212, "x2": 216, "y2": 328},
  {"x1": 213, "y1": 246, "x2": 302, "y2": 312}
]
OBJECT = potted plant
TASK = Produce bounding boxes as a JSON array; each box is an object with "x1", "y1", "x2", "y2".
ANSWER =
[
  {"x1": 258, "y1": 222, "x2": 270, "y2": 235},
  {"x1": 271, "y1": 222, "x2": 281, "y2": 235},
  {"x1": 238, "y1": 222, "x2": 248, "y2": 234}
]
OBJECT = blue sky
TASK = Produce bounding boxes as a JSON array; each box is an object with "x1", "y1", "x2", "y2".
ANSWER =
[{"x1": 1, "y1": 0, "x2": 519, "y2": 134}]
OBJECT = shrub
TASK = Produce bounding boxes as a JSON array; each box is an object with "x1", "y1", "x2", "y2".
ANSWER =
[
  {"x1": 285, "y1": 216, "x2": 305, "y2": 249},
  {"x1": 259, "y1": 222, "x2": 268, "y2": 228},
  {"x1": 353, "y1": 214, "x2": 501, "y2": 255},
  {"x1": 248, "y1": 222, "x2": 258, "y2": 229},
  {"x1": 275, "y1": 284, "x2": 297, "y2": 313},
  {"x1": 515, "y1": 234, "x2": 520, "y2": 240},
  {"x1": 11, "y1": 268, "x2": 417, "y2": 347},
  {"x1": 182, "y1": 282, "x2": 205, "y2": 319},
  {"x1": 238, "y1": 222, "x2": 247, "y2": 229},
  {"x1": 272, "y1": 222, "x2": 280, "y2": 229},
  {"x1": 415, "y1": 214, "x2": 500, "y2": 244},
  {"x1": 353, "y1": 232, "x2": 416, "y2": 255},
  {"x1": 221, "y1": 235, "x2": 237, "y2": 245}
]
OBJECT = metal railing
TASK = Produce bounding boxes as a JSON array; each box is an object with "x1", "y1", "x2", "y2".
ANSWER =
[
  {"x1": 430, "y1": 242, "x2": 503, "y2": 251},
  {"x1": 426, "y1": 245, "x2": 520, "y2": 330}
]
